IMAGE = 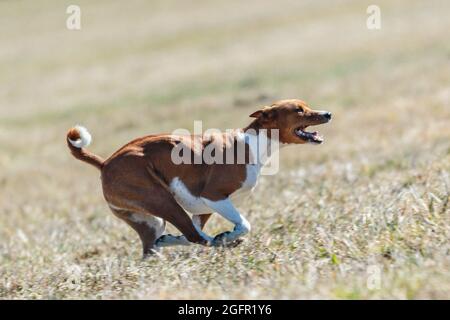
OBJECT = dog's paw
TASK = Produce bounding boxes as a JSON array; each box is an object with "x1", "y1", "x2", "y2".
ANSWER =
[
  {"x1": 212, "y1": 232, "x2": 244, "y2": 247},
  {"x1": 212, "y1": 231, "x2": 231, "y2": 246},
  {"x1": 226, "y1": 238, "x2": 244, "y2": 248},
  {"x1": 142, "y1": 248, "x2": 164, "y2": 260}
]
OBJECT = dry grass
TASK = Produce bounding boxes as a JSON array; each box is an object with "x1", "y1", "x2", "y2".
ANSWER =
[{"x1": 0, "y1": 0, "x2": 449, "y2": 299}]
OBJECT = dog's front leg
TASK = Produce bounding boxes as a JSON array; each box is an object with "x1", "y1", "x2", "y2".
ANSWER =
[{"x1": 202, "y1": 198, "x2": 250, "y2": 246}]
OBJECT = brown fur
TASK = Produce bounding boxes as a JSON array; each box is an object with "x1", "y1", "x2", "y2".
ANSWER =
[{"x1": 67, "y1": 99, "x2": 331, "y2": 255}]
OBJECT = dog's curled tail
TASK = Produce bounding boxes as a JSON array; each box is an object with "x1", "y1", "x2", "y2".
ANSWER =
[{"x1": 67, "y1": 125, "x2": 104, "y2": 170}]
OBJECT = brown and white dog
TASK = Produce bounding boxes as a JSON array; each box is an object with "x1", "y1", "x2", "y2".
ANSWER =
[{"x1": 67, "y1": 99, "x2": 331, "y2": 256}]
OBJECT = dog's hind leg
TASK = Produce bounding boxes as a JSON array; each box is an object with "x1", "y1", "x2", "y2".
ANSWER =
[
  {"x1": 110, "y1": 208, "x2": 165, "y2": 257},
  {"x1": 104, "y1": 168, "x2": 212, "y2": 252}
]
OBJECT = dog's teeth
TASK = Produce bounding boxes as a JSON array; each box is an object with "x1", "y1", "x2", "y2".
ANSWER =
[{"x1": 296, "y1": 128, "x2": 323, "y2": 142}]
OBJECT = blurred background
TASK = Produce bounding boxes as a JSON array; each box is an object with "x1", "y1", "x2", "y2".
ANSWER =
[{"x1": 0, "y1": 0, "x2": 449, "y2": 299}]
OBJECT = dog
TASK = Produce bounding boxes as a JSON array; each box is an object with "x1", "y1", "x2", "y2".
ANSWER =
[{"x1": 67, "y1": 99, "x2": 331, "y2": 257}]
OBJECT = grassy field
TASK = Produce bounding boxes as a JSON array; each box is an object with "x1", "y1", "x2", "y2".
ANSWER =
[{"x1": 0, "y1": 0, "x2": 449, "y2": 299}]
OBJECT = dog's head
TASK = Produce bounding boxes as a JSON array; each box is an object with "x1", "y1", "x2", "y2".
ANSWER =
[{"x1": 249, "y1": 99, "x2": 332, "y2": 144}]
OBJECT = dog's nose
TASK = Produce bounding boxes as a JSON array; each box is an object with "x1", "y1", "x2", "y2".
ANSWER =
[{"x1": 323, "y1": 112, "x2": 332, "y2": 120}]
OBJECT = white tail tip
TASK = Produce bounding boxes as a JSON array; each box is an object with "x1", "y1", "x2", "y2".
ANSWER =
[{"x1": 68, "y1": 125, "x2": 92, "y2": 148}]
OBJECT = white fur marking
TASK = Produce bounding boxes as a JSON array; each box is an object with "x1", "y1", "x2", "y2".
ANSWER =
[
  {"x1": 107, "y1": 202, "x2": 123, "y2": 211},
  {"x1": 129, "y1": 213, "x2": 165, "y2": 239},
  {"x1": 192, "y1": 215, "x2": 202, "y2": 229},
  {"x1": 202, "y1": 198, "x2": 250, "y2": 244},
  {"x1": 230, "y1": 163, "x2": 261, "y2": 204},
  {"x1": 68, "y1": 125, "x2": 92, "y2": 148},
  {"x1": 222, "y1": 132, "x2": 263, "y2": 203},
  {"x1": 169, "y1": 177, "x2": 211, "y2": 214}
]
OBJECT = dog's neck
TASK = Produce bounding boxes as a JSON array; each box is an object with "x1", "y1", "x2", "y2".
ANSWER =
[{"x1": 240, "y1": 121, "x2": 284, "y2": 166}]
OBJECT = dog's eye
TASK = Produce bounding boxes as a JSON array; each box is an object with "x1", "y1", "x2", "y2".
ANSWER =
[{"x1": 297, "y1": 108, "x2": 304, "y2": 114}]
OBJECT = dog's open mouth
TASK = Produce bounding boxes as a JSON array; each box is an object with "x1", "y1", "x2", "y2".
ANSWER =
[{"x1": 295, "y1": 126, "x2": 323, "y2": 144}]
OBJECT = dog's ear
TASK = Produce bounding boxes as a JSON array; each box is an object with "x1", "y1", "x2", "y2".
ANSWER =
[
  {"x1": 249, "y1": 109, "x2": 263, "y2": 118},
  {"x1": 249, "y1": 106, "x2": 274, "y2": 119}
]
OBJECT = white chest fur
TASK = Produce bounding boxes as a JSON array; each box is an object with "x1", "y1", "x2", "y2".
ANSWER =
[{"x1": 230, "y1": 163, "x2": 261, "y2": 204}]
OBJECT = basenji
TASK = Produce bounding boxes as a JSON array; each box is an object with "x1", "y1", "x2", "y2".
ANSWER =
[{"x1": 67, "y1": 99, "x2": 331, "y2": 256}]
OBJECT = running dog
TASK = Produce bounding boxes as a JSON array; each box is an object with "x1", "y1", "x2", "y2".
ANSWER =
[{"x1": 67, "y1": 99, "x2": 331, "y2": 256}]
